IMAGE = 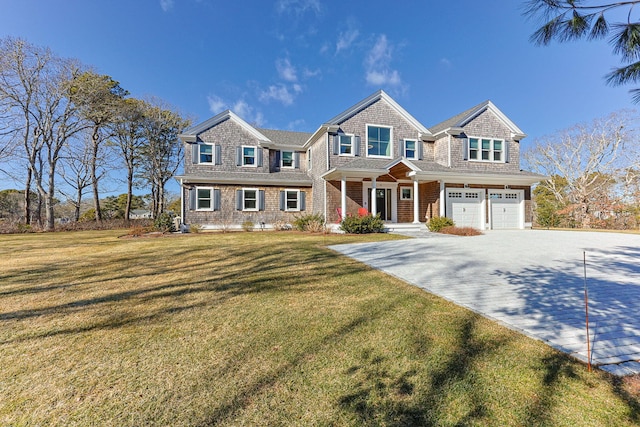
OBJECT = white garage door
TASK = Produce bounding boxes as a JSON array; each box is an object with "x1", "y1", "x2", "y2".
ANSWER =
[
  {"x1": 447, "y1": 190, "x2": 483, "y2": 229},
  {"x1": 490, "y1": 192, "x2": 521, "y2": 229}
]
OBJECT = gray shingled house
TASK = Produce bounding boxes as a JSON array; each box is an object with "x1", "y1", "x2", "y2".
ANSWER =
[{"x1": 174, "y1": 90, "x2": 545, "y2": 230}]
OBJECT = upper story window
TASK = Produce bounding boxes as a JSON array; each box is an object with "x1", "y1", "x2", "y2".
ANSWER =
[
  {"x1": 339, "y1": 134, "x2": 354, "y2": 155},
  {"x1": 404, "y1": 139, "x2": 417, "y2": 159},
  {"x1": 367, "y1": 125, "x2": 392, "y2": 158},
  {"x1": 281, "y1": 151, "x2": 294, "y2": 168},
  {"x1": 468, "y1": 137, "x2": 504, "y2": 162},
  {"x1": 242, "y1": 146, "x2": 256, "y2": 166},
  {"x1": 199, "y1": 144, "x2": 213, "y2": 164}
]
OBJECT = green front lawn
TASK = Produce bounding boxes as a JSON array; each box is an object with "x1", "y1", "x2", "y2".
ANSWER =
[{"x1": 1, "y1": 230, "x2": 638, "y2": 426}]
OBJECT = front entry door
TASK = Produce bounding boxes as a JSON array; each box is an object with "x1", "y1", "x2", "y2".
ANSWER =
[{"x1": 369, "y1": 188, "x2": 392, "y2": 220}]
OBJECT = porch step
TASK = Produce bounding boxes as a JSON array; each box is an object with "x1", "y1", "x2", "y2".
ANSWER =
[{"x1": 383, "y1": 223, "x2": 427, "y2": 233}]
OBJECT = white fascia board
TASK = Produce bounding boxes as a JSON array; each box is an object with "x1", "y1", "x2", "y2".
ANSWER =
[
  {"x1": 180, "y1": 110, "x2": 271, "y2": 143},
  {"x1": 385, "y1": 157, "x2": 420, "y2": 172},
  {"x1": 459, "y1": 101, "x2": 526, "y2": 138},
  {"x1": 407, "y1": 170, "x2": 548, "y2": 185},
  {"x1": 303, "y1": 125, "x2": 331, "y2": 148},
  {"x1": 324, "y1": 90, "x2": 432, "y2": 136}
]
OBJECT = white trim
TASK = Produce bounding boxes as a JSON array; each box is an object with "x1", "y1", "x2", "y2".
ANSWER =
[
  {"x1": 403, "y1": 138, "x2": 418, "y2": 160},
  {"x1": 445, "y1": 188, "x2": 485, "y2": 230},
  {"x1": 467, "y1": 136, "x2": 505, "y2": 163},
  {"x1": 366, "y1": 124, "x2": 393, "y2": 159},
  {"x1": 242, "y1": 188, "x2": 259, "y2": 211},
  {"x1": 281, "y1": 150, "x2": 295, "y2": 169},
  {"x1": 284, "y1": 189, "x2": 301, "y2": 212},
  {"x1": 400, "y1": 186, "x2": 413, "y2": 200},
  {"x1": 413, "y1": 179, "x2": 420, "y2": 223},
  {"x1": 180, "y1": 110, "x2": 271, "y2": 143},
  {"x1": 338, "y1": 133, "x2": 356, "y2": 156},
  {"x1": 195, "y1": 186, "x2": 215, "y2": 211},
  {"x1": 241, "y1": 145, "x2": 258, "y2": 167},
  {"x1": 362, "y1": 182, "x2": 398, "y2": 222},
  {"x1": 488, "y1": 189, "x2": 525, "y2": 229},
  {"x1": 198, "y1": 143, "x2": 215, "y2": 164}
]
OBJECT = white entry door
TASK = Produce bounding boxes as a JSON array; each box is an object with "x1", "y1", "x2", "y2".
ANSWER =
[
  {"x1": 489, "y1": 191, "x2": 522, "y2": 229},
  {"x1": 446, "y1": 189, "x2": 484, "y2": 229}
]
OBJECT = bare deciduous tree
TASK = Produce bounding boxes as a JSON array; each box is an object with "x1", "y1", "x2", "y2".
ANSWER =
[{"x1": 523, "y1": 111, "x2": 637, "y2": 228}]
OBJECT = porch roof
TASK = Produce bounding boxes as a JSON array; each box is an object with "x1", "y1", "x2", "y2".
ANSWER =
[{"x1": 175, "y1": 172, "x2": 313, "y2": 187}]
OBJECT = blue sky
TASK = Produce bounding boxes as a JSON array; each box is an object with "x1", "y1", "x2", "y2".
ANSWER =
[{"x1": 0, "y1": 0, "x2": 634, "y2": 179}]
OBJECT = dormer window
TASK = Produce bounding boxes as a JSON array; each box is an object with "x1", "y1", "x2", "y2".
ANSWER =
[{"x1": 468, "y1": 137, "x2": 504, "y2": 162}]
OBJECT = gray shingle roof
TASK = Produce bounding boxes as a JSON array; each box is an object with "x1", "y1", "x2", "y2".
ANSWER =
[
  {"x1": 257, "y1": 128, "x2": 312, "y2": 147},
  {"x1": 177, "y1": 171, "x2": 313, "y2": 186},
  {"x1": 429, "y1": 101, "x2": 490, "y2": 135}
]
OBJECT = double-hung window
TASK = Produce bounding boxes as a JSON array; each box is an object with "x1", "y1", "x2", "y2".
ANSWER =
[
  {"x1": 199, "y1": 144, "x2": 213, "y2": 164},
  {"x1": 279, "y1": 189, "x2": 306, "y2": 212},
  {"x1": 243, "y1": 188, "x2": 258, "y2": 211},
  {"x1": 192, "y1": 187, "x2": 220, "y2": 211},
  {"x1": 339, "y1": 134, "x2": 354, "y2": 155},
  {"x1": 367, "y1": 125, "x2": 392, "y2": 158},
  {"x1": 242, "y1": 146, "x2": 256, "y2": 166},
  {"x1": 468, "y1": 137, "x2": 504, "y2": 162},
  {"x1": 404, "y1": 139, "x2": 417, "y2": 159},
  {"x1": 400, "y1": 187, "x2": 413, "y2": 200},
  {"x1": 281, "y1": 151, "x2": 294, "y2": 168}
]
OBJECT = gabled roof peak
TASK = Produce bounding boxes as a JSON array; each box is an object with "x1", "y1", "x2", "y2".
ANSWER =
[{"x1": 179, "y1": 110, "x2": 270, "y2": 143}]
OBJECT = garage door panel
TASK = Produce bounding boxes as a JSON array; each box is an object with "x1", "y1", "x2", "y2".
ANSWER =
[
  {"x1": 490, "y1": 192, "x2": 521, "y2": 229},
  {"x1": 447, "y1": 190, "x2": 483, "y2": 229}
]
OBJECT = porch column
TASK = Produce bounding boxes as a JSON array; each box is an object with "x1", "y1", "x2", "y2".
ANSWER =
[
  {"x1": 341, "y1": 176, "x2": 347, "y2": 220},
  {"x1": 413, "y1": 179, "x2": 420, "y2": 223},
  {"x1": 370, "y1": 177, "x2": 377, "y2": 216},
  {"x1": 439, "y1": 181, "x2": 446, "y2": 217}
]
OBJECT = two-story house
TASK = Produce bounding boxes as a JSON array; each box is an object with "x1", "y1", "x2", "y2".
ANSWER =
[{"x1": 175, "y1": 90, "x2": 545, "y2": 230}]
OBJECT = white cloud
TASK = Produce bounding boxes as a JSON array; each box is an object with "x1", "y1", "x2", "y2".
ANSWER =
[
  {"x1": 336, "y1": 29, "x2": 359, "y2": 54},
  {"x1": 160, "y1": 0, "x2": 174, "y2": 12},
  {"x1": 287, "y1": 119, "x2": 306, "y2": 130},
  {"x1": 303, "y1": 68, "x2": 321, "y2": 78},
  {"x1": 276, "y1": 58, "x2": 298, "y2": 82},
  {"x1": 440, "y1": 58, "x2": 452, "y2": 68},
  {"x1": 207, "y1": 95, "x2": 227, "y2": 114},
  {"x1": 233, "y1": 100, "x2": 265, "y2": 127},
  {"x1": 259, "y1": 84, "x2": 296, "y2": 106},
  {"x1": 364, "y1": 34, "x2": 403, "y2": 88},
  {"x1": 276, "y1": 0, "x2": 322, "y2": 16}
]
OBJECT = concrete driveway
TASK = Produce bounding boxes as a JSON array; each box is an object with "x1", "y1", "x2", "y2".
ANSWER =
[{"x1": 330, "y1": 230, "x2": 640, "y2": 376}]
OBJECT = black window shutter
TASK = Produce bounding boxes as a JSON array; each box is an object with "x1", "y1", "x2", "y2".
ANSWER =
[
  {"x1": 236, "y1": 147, "x2": 242, "y2": 166},
  {"x1": 189, "y1": 188, "x2": 196, "y2": 210},
  {"x1": 275, "y1": 150, "x2": 281, "y2": 171},
  {"x1": 300, "y1": 191, "x2": 306, "y2": 211},
  {"x1": 213, "y1": 189, "x2": 221, "y2": 211},
  {"x1": 215, "y1": 144, "x2": 222, "y2": 165},
  {"x1": 354, "y1": 136, "x2": 361, "y2": 156},
  {"x1": 504, "y1": 141, "x2": 510, "y2": 163},
  {"x1": 258, "y1": 190, "x2": 265, "y2": 211},
  {"x1": 462, "y1": 138, "x2": 469, "y2": 161},
  {"x1": 236, "y1": 189, "x2": 243, "y2": 210},
  {"x1": 192, "y1": 144, "x2": 199, "y2": 164},
  {"x1": 257, "y1": 148, "x2": 263, "y2": 167},
  {"x1": 279, "y1": 191, "x2": 285, "y2": 210},
  {"x1": 294, "y1": 152, "x2": 300, "y2": 169},
  {"x1": 332, "y1": 135, "x2": 339, "y2": 155}
]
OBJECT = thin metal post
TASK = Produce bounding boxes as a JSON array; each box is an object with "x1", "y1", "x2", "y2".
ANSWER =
[{"x1": 583, "y1": 251, "x2": 592, "y2": 372}]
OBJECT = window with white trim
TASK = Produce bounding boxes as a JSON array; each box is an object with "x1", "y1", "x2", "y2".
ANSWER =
[
  {"x1": 404, "y1": 139, "x2": 417, "y2": 159},
  {"x1": 199, "y1": 144, "x2": 213, "y2": 164},
  {"x1": 197, "y1": 188, "x2": 213, "y2": 210},
  {"x1": 242, "y1": 146, "x2": 256, "y2": 166},
  {"x1": 281, "y1": 150, "x2": 294, "y2": 168},
  {"x1": 285, "y1": 190, "x2": 300, "y2": 211},
  {"x1": 367, "y1": 125, "x2": 392, "y2": 158},
  {"x1": 243, "y1": 188, "x2": 258, "y2": 211},
  {"x1": 339, "y1": 134, "x2": 354, "y2": 155},
  {"x1": 468, "y1": 137, "x2": 503, "y2": 162},
  {"x1": 400, "y1": 187, "x2": 413, "y2": 200}
]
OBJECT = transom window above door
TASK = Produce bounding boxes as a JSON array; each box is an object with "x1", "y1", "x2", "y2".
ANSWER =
[{"x1": 367, "y1": 125, "x2": 392, "y2": 158}]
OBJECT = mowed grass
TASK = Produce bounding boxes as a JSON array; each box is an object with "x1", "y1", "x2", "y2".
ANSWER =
[{"x1": 1, "y1": 231, "x2": 639, "y2": 426}]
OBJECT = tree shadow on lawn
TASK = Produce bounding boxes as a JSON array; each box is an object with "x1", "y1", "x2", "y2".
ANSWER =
[{"x1": 0, "y1": 242, "x2": 370, "y2": 344}]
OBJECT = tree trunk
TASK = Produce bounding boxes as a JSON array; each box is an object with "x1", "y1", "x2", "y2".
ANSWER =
[
  {"x1": 124, "y1": 168, "x2": 133, "y2": 224},
  {"x1": 23, "y1": 168, "x2": 31, "y2": 225},
  {"x1": 91, "y1": 125, "x2": 102, "y2": 222}
]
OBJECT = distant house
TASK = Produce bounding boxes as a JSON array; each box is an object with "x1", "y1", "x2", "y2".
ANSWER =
[
  {"x1": 175, "y1": 90, "x2": 546, "y2": 230},
  {"x1": 130, "y1": 209, "x2": 152, "y2": 219}
]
